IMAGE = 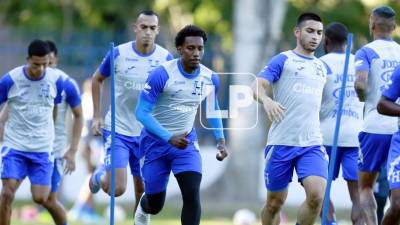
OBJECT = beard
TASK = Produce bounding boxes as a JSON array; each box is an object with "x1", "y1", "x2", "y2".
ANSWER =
[{"x1": 300, "y1": 38, "x2": 318, "y2": 53}]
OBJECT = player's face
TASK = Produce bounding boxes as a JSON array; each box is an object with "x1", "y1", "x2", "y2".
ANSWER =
[
  {"x1": 48, "y1": 52, "x2": 57, "y2": 68},
  {"x1": 295, "y1": 20, "x2": 323, "y2": 53},
  {"x1": 178, "y1": 36, "x2": 204, "y2": 70},
  {"x1": 27, "y1": 55, "x2": 49, "y2": 77},
  {"x1": 134, "y1": 14, "x2": 159, "y2": 46}
]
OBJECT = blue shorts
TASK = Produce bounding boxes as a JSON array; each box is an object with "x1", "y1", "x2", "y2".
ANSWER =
[
  {"x1": 387, "y1": 131, "x2": 400, "y2": 190},
  {"x1": 325, "y1": 146, "x2": 358, "y2": 181},
  {"x1": 140, "y1": 129, "x2": 202, "y2": 194},
  {"x1": 103, "y1": 129, "x2": 142, "y2": 177},
  {"x1": 51, "y1": 158, "x2": 64, "y2": 193},
  {"x1": 264, "y1": 145, "x2": 328, "y2": 192},
  {"x1": 358, "y1": 132, "x2": 392, "y2": 172},
  {"x1": 0, "y1": 147, "x2": 53, "y2": 185}
]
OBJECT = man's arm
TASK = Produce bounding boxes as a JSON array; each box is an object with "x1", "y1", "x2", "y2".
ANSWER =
[
  {"x1": 377, "y1": 96, "x2": 400, "y2": 116},
  {"x1": 252, "y1": 78, "x2": 285, "y2": 122},
  {"x1": 63, "y1": 77, "x2": 84, "y2": 174},
  {"x1": 252, "y1": 54, "x2": 286, "y2": 122},
  {"x1": 91, "y1": 48, "x2": 119, "y2": 135},
  {"x1": 355, "y1": 71, "x2": 368, "y2": 102},
  {"x1": 91, "y1": 69, "x2": 106, "y2": 135},
  {"x1": 0, "y1": 104, "x2": 8, "y2": 142},
  {"x1": 206, "y1": 74, "x2": 227, "y2": 161},
  {"x1": 64, "y1": 105, "x2": 83, "y2": 174}
]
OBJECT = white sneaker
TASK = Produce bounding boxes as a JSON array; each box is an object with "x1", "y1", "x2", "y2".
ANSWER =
[{"x1": 134, "y1": 195, "x2": 150, "y2": 225}]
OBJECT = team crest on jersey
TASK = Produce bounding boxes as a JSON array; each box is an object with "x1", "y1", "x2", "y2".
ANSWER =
[
  {"x1": 39, "y1": 83, "x2": 51, "y2": 98},
  {"x1": 148, "y1": 59, "x2": 160, "y2": 69},
  {"x1": 192, "y1": 81, "x2": 204, "y2": 96}
]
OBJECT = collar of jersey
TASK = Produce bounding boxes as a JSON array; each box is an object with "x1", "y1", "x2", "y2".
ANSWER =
[
  {"x1": 291, "y1": 50, "x2": 315, "y2": 60},
  {"x1": 23, "y1": 66, "x2": 46, "y2": 81},
  {"x1": 132, "y1": 41, "x2": 156, "y2": 57},
  {"x1": 177, "y1": 59, "x2": 200, "y2": 79}
]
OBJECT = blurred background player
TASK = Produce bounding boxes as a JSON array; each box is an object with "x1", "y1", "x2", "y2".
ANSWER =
[
  {"x1": 354, "y1": 5, "x2": 400, "y2": 225},
  {"x1": 41, "y1": 40, "x2": 83, "y2": 225},
  {"x1": 253, "y1": 13, "x2": 328, "y2": 225},
  {"x1": 134, "y1": 24, "x2": 228, "y2": 225},
  {"x1": 0, "y1": 39, "x2": 63, "y2": 225},
  {"x1": 89, "y1": 9, "x2": 173, "y2": 217},
  {"x1": 0, "y1": 40, "x2": 83, "y2": 225},
  {"x1": 377, "y1": 65, "x2": 400, "y2": 225},
  {"x1": 319, "y1": 22, "x2": 364, "y2": 225}
]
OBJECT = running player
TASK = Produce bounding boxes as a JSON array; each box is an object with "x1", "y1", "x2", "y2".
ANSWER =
[
  {"x1": 89, "y1": 9, "x2": 173, "y2": 214},
  {"x1": 253, "y1": 13, "x2": 328, "y2": 225},
  {"x1": 134, "y1": 25, "x2": 228, "y2": 225},
  {"x1": 354, "y1": 6, "x2": 400, "y2": 225},
  {"x1": 0, "y1": 39, "x2": 63, "y2": 225},
  {"x1": 377, "y1": 65, "x2": 400, "y2": 225},
  {"x1": 319, "y1": 22, "x2": 364, "y2": 225}
]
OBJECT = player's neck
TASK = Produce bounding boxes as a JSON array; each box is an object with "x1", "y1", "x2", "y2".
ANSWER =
[
  {"x1": 328, "y1": 45, "x2": 345, "y2": 54},
  {"x1": 293, "y1": 46, "x2": 314, "y2": 57},
  {"x1": 373, "y1": 33, "x2": 392, "y2": 41},
  {"x1": 135, "y1": 41, "x2": 155, "y2": 55}
]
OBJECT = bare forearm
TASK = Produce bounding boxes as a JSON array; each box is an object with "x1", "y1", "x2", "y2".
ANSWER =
[
  {"x1": 355, "y1": 82, "x2": 367, "y2": 102},
  {"x1": 253, "y1": 79, "x2": 273, "y2": 104},
  {"x1": 70, "y1": 111, "x2": 83, "y2": 153},
  {"x1": 92, "y1": 73, "x2": 103, "y2": 118},
  {"x1": 377, "y1": 98, "x2": 400, "y2": 117}
]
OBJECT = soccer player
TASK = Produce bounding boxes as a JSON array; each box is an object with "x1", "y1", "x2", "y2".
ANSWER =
[
  {"x1": 89, "y1": 9, "x2": 173, "y2": 213},
  {"x1": 0, "y1": 40, "x2": 83, "y2": 225},
  {"x1": 253, "y1": 13, "x2": 327, "y2": 225},
  {"x1": 0, "y1": 39, "x2": 63, "y2": 225},
  {"x1": 354, "y1": 6, "x2": 400, "y2": 225},
  {"x1": 134, "y1": 25, "x2": 228, "y2": 225},
  {"x1": 319, "y1": 22, "x2": 364, "y2": 225},
  {"x1": 377, "y1": 66, "x2": 400, "y2": 225},
  {"x1": 41, "y1": 40, "x2": 83, "y2": 225}
]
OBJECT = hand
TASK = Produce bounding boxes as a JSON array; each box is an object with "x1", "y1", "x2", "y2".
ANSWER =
[
  {"x1": 262, "y1": 98, "x2": 285, "y2": 122},
  {"x1": 92, "y1": 117, "x2": 103, "y2": 136},
  {"x1": 168, "y1": 132, "x2": 189, "y2": 149},
  {"x1": 216, "y1": 139, "x2": 228, "y2": 161},
  {"x1": 63, "y1": 149, "x2": 76, "y2": 175}
]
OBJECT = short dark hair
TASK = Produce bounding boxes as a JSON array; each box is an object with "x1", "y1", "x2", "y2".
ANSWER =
[
  {"x1": 372, "y1": 6, "x2": 396, "y2": 19},
  {"x1": 137, "y1": 10, "x2": 159, "y2": 18},
  {"x1": 175, "y1": 25, "x2": 207, "y2": 47},
  {"x1": 325, "y1": 22, "x2": 348, "y2": 44},
  {"x1": 45, "y1": 40, "x2": 57, "y2": 56},
  {"x1": 28, "y1": 39, "x2": 50, "y2": 57},
  {"x1": 371, "y1": 6, "x2": 396, "y2": 33},
  {"x1": 296, "y1": 12, "x2": 322, "y2": 27}
]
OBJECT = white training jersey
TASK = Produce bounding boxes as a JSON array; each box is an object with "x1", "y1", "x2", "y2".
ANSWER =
[
  {"x1": 320, "y1": 53, "x2": 363, "y2": 146},
  {"x1": 0, "y1": 66, "x2": 63, "y2": 152},
  {"x1": 99, "y1": 41, "x2": 173, "y2": 137},
  {"x1": 141, "y1": 59, "x2": 218, "y2": 135},
  {"x1": 53, "y1": 70, "x2": 81, "y2": 158},
  {"x1": 355, "y1": 39, "x2": 400, "y2": 134},
  {"x1": 258, "y1": 50, "x2": 327, "y2": 146}
]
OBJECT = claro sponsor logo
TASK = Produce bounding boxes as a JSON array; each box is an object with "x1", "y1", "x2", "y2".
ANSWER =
[{"x1": 293, "y1": 83, "x2": 322, "y2": 96}]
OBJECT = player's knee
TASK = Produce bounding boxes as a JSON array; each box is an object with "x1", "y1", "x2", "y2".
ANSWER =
[
  {"x1": 306, "y1": 191, "x2": 324, "y2": 210},
  {"x1": 114, "y1": 186, "x2": 126, "y2": 197},
  {"x1": 32, "y1": 195, "x2": 47, "y2": 205},
  {"x1": 266, "y1": 198, "x2": 284, "y2": 215},
  {"x1": 0, "y1": 188, "x2": 16, "y2": 203}
]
